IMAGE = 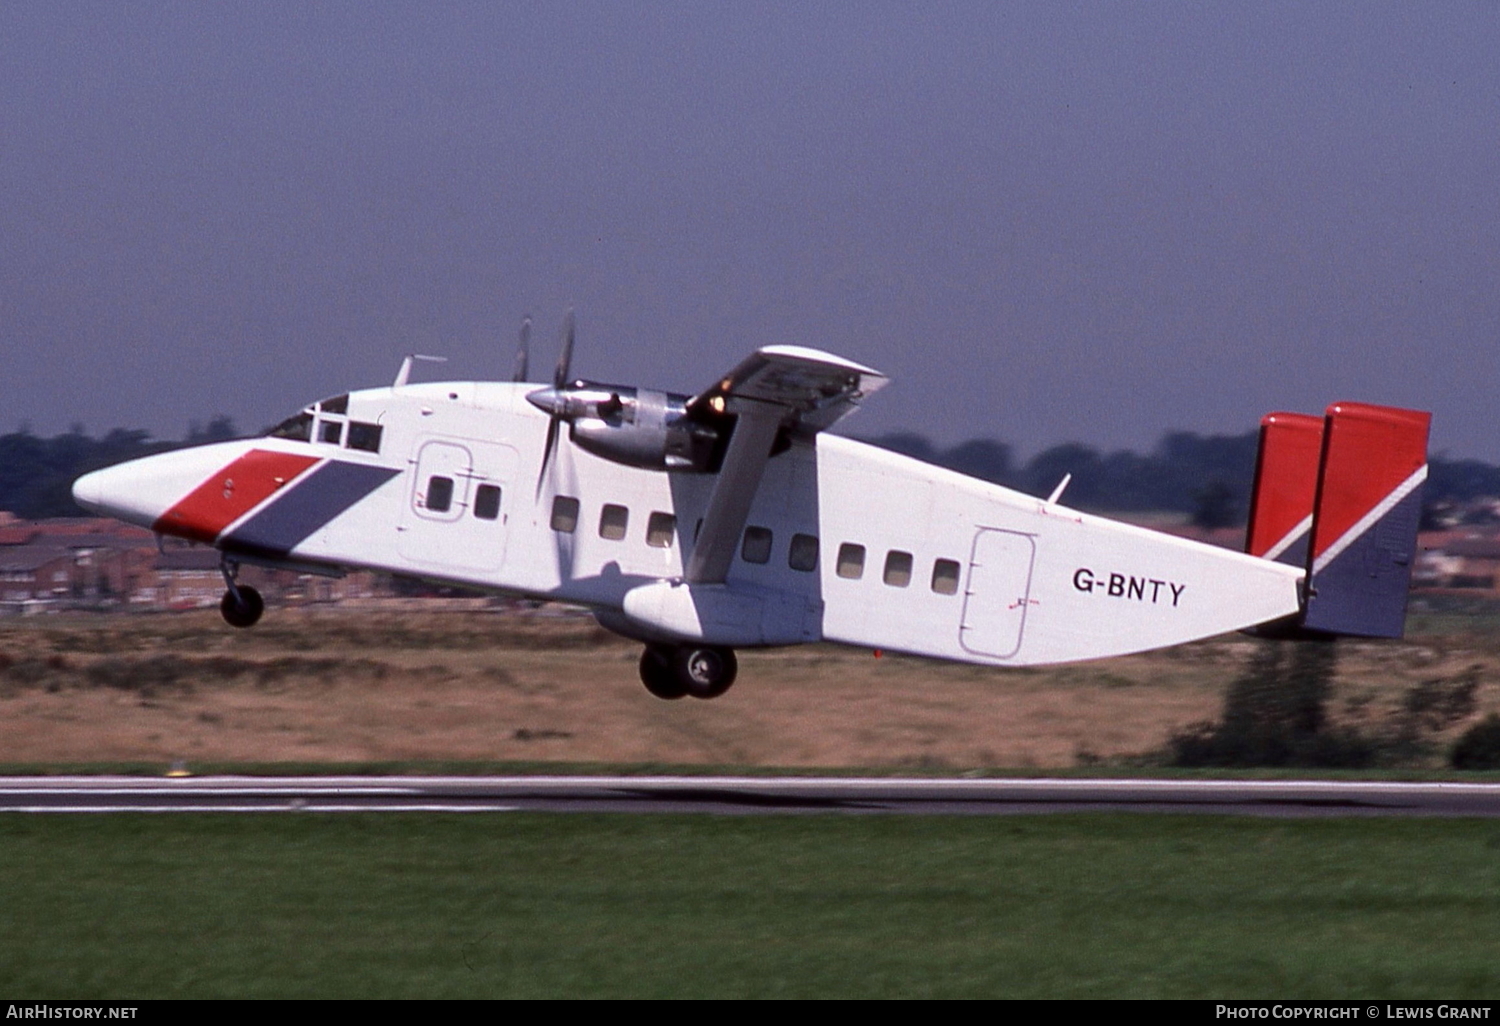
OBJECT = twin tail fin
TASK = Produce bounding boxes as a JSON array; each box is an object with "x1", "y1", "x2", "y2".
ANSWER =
[{"x1": 1245, "y1": 402, "x2": 1430, "y2": 639}]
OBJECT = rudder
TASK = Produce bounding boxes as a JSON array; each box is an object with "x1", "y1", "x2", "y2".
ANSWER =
[
  {"x1": 1300, "y1": 402, "x2": 1430, "y2": 638},
  {"x1": 1245, "y1": 411, "x2": 1325, "y2": 568}
]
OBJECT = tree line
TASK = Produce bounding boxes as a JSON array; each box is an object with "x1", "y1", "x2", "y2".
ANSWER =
[
  {"x1": 3, "y1": 418, "x2": 1498, "y2": 524},
  {"x1": 0, "y1": 418, "x2": 238, "y2": 520},
  {"x1": 863, "y1": 430, "x2": 1500, "y2": 527}
]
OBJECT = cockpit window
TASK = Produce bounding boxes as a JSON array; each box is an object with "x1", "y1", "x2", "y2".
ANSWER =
[
  {"x1": 318, "y1": 419, "x2": 344, "y2": 445},
  {"x1": 318, "y1": 394, "x2": 349, "y2": 415},
  {"x1": 346, "y1": 421, "x2": 383, "y2": 453},
  {"x1": 267, "y1": 412, "x2": 313, "y2": 442}
]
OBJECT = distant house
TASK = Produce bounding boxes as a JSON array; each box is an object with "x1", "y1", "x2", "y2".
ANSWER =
[
  {"x1": 151, "y1": 546, "x2": 225, "y2": 609},
  {"x1": 1426, "y1": 536, "x2": 1500, "y2": 592},
  {"x1": 0, "y1": 545, "x2": 75, "y2": 605},
  {"x1": 0, "y1": 511, "x2": 396, "y2": 613}
]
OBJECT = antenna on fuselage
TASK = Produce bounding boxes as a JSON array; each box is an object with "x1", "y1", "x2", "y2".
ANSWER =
[
  {"x1": 393, "y1": 354, "x2": 447, "y2": 388},
  {"x1": 1046, "y1": 473, "x2": 1072, "y2": 505}
]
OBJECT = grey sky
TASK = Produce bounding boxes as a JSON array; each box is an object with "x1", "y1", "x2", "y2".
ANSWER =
[{"x1": 2, "y1": 2, "x2": 1497, "y2": 460}]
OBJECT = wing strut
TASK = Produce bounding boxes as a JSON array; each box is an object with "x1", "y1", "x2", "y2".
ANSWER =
[{"x1": 684, "y1": 400, "x2": 784, "y2": 584}]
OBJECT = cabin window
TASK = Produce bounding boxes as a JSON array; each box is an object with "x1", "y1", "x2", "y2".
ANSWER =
[
  {"x1": 599, "y1": 503, "x2": 629, "y2": 541},
  {"x1": 789, "y1": 533, "x2": 818, "y2": 572},
  {"x1": 319, "y1": 420, "x2": 344, "y2": 445},
  {"x1": 646, "y1": 512, "x2": 676, "y2": 548},
  {"x1": 742, "y1": 526, "x2": 773, "y2": 564},
  {"x1": 318, "y1": 394, "x2": 349, "y2": 415},
  {"x1": 883, "y1": 550, "x2": 913, "y2": 588},
  {"x1": 551, "y1": 496, "x2": 580, "y2": 533},
  {"x1": 474, "y1": 484, "x2": 502, "y2": 521},
  {"x1": 268, "y1": 412, "x2": 313, "y2": 442},
  {"x1": 836, "y1": 543, "x2": 866, "y2": 579},
  {"x1": 426, "y1": 476, "x2": 454, "y2": 514},
  {"x1": 346, "y1": 421, "x2": 383, "y2": 453},
  {"x1": 931, "y1": 558, "x2": 962, "y2": 595}
]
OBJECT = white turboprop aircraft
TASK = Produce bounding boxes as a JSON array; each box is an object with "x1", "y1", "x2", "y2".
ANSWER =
[{"x1": 72, "y1": 315, "x2": 1431, "y2": 700}]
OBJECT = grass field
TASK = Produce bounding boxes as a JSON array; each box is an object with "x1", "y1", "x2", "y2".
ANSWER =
[
  {"x1": 3, "y1": 607, "x2": 1500, "y2": 998},
  {"x1": 4, "y1": 812, "x2": 1500, "y2": 998},
  {"x1": 2, "y1": 604, "x2": 1498, "y2": 770}
]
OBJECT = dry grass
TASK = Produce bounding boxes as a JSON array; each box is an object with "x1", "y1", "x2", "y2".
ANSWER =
[{"x1": 0, "y1": 606, "x2": 1496, "y2": 770}]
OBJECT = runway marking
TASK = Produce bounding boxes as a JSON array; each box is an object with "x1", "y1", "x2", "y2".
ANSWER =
[
  {"x1": 12, "y1": 804, "x2": 521, "y2": 814},
  {"x1": 0, "y1": 787, "x2": 419, "y2": 797},
  {"x1": 3, "y1": 777, "x2": 1499, "y2": 816}
]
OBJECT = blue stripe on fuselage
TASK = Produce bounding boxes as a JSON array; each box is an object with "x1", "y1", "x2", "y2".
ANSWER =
[{"x1": 222, "y1": 460, "x2": 400, "y2": 560}]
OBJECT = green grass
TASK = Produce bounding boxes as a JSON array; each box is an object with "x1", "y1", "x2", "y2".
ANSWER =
[{"x1": 4, "y1": 814, "x2": 1500, "y2": 997}]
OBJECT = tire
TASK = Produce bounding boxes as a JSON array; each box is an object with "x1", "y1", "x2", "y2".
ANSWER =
[
  {"x1": 220, "y1": 585, "x2": 264, "y2": 629},
  {"x1": 673, "y1": 645, "x2": 737, "y2": 700},
  {"x1": 639, "y1": 644, "x2": 689, "y2": 700}
]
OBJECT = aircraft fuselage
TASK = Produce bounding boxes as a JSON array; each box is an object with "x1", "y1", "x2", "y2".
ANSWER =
[{"x1": 74, "y1": 379, "x2": 1304, "y2": 667}]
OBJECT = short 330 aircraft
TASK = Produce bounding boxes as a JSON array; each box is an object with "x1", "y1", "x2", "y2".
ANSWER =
[{"x1": 73, "y1": 314, "x2": 1431, "y2": 700}]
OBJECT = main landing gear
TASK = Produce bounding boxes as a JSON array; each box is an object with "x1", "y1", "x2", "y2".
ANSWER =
[
  {"x1": 218, "y1": 558, "x2": 264, "y2": 629},
  {"x1": 639, "y1": 643, "x2": 738, "y2": 700}
]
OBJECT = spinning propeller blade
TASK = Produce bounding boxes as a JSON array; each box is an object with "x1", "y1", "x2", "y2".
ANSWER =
[
  {"x1": 554, "y1": 308, "x2": 575, "y2": 389},
  {"x1": 512, "y1": 315, "x2": 532, "y2": 383},
  {"x1": 535, "y1": 309, "x2": 577, "y2": 497}
]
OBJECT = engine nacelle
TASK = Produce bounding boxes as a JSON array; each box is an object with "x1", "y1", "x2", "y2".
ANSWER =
[{"x1": 528, "y1": 383, "x2": 721, "y2": 471}]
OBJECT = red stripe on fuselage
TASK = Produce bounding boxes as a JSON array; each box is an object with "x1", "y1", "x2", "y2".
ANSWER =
[
  {"x1": 153, "y1": 450, "x2": 321, "y2": 544},
  {"x1": 1308, "y1": 403, "x2": 1431, "y2": 560}
]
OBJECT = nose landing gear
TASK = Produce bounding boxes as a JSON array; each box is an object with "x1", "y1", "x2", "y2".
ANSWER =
[
  {"x1": 218, "y1": 558, "x2": 264, "y2": 629},
  {"x1": 639, "y1": 643, "x2": 738, "y2": 700}
]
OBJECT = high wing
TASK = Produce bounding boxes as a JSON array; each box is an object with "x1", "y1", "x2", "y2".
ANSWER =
[
  {"x1": 686, "y1": 344, "x2": 889, "y2": 436},
  {"x1": 684, "y1": 346, "x2": 888, "y2": 584}
]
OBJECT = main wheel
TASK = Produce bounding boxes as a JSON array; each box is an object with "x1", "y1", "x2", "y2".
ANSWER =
[
  {"x1": 220, "y1": 585, "x2": 264, "y2": 629},
  {"x1": 673, "y1": 645, "x2": 737, "y2": 700},
  {"x1": 639, "y1": 644, "x2": 689, "y2": 700}
]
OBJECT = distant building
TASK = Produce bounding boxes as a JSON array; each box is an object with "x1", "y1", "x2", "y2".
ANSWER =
[
  {"x1": 0, "y1": 545, "x2": 75, "y2": 605},
  {"x1": 0, "y1": 512, "x2": 395, "y2": 614},
  {"x1": 1419, "y1": 533, "x2": 1500, "y2": 593}
]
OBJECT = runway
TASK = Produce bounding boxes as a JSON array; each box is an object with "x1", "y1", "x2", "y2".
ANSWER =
[{"x1": 4, "y1": 775, "x2": 1500, "y2": 816}]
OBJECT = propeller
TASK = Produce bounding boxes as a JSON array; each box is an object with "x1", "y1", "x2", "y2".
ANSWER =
[
  {"x1": 554, "y1": 308, "x2": 576, "y2": 390},
  {"x1": 534, "y1": 309, "x2": 576, "y2": 497},
  {"x1": 512, "y1": 315, "x2": 532, "y2": 383}
]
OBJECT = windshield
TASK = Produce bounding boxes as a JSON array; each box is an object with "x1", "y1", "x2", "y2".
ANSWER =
[{"x1": 266, "y1": 411, "x2": 313, "y2": 442}]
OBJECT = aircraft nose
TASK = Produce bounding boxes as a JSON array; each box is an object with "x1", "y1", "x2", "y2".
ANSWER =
[
  {"x1": 71, "y1": 460, "x2": 161, "y2": 524},
  {"x1": 71, "y1": 443, "x2": 251, "y2": 530},
  {"x1": 70, "y1": 468, "x2": 104, "y2": 514}
]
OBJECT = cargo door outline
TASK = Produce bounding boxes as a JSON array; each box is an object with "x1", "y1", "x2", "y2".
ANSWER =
[
  {"x1": 959, "y1": 528, "x2": 1036, "y2": 659},
  {"x1": 399, "y1": 438, "x2": 517, "y2": 572}
]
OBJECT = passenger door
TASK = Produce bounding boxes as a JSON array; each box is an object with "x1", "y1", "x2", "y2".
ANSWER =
[{"x1": 399, "y1": 436, "x2": 519, "y2": 573}]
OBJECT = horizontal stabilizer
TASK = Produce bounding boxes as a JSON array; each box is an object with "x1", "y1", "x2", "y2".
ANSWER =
[{"x1": 1300, "y1": 402, "x2": 1430, "y2": 638}]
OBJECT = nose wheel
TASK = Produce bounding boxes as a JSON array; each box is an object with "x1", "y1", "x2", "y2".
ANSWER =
[
  {"x1": 639, "y1": 643, "x2": 738, "y2": 700},
  {"x1": 220, "y1": 585, "x2": 264, "y2": 628},
  {"x1": 218, "y1": 558, "x2": 264, "y2": 628}
]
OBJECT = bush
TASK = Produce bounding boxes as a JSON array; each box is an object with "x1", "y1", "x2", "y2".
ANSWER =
[
  {"x1": 1451, "y1": 714, "x2": 1500, "y2": 770},
  {"x1": 1169, "y1": 639, "x2": 1377, "y2": 768}
]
